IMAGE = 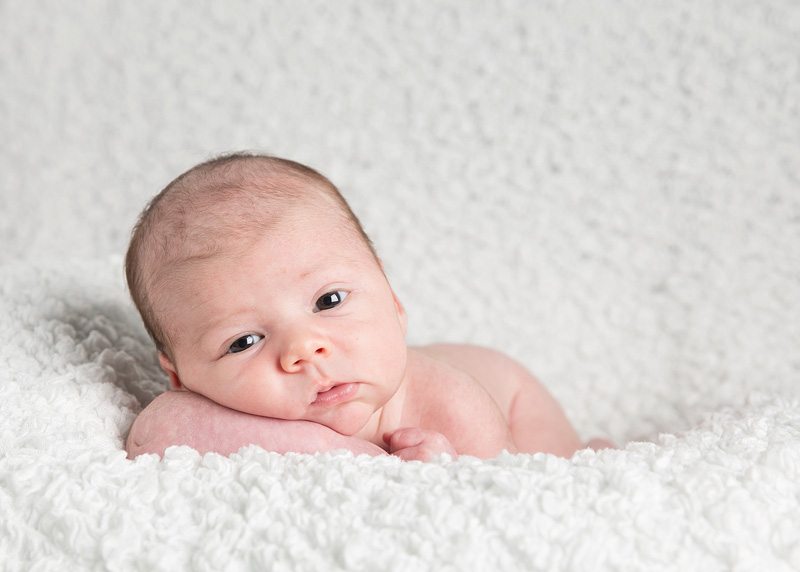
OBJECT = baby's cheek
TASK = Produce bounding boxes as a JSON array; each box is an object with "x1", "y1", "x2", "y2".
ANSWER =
[
  {"x1": 375, "y1": 315, "x2": 407, "y2": 360},
  {"x1": 225, "y1": 381, "x2": 302, "y2": 421}
]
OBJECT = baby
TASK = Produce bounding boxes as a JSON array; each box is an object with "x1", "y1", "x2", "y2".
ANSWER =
[{"x1": 125, "y1": 153, "x2": 611, "y2": 461}]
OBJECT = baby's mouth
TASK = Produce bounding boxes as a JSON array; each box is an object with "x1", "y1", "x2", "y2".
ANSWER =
[{"x1": 311, "y1": 382, "x2": 358, "y2": 406}]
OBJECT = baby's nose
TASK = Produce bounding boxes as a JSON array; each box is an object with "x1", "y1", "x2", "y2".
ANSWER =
[{"x1": 280, "y1": 335, "x2": 330, "y2": 372}]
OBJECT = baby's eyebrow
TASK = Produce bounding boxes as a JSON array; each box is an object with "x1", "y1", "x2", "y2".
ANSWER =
[
  {"x1": 297, "y1": 258, "x2": 362, "y2": 280},
  {"x1": 194, "y1": 308, "x2": 256, "y2": 346},
  {"x1": 203, "y1": 308, "x2": 255, "y2": 329},
  {"x1": 297, "y1": 269, "x2": 316, "y2": 281}
]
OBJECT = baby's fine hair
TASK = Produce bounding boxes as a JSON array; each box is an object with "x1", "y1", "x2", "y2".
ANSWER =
[{"x1": 125, "y1": 152, "x2": 379, "y2": 357}]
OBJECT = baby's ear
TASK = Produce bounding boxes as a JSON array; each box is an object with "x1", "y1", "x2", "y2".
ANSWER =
[
  {"x1": 390, "y1": 287, "x2": 408, "y2": 337},
  {"x1": 158, "y1": 352, "x2": 183, "y2": 390}
]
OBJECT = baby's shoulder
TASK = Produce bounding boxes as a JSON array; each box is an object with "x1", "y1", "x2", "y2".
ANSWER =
[
  {"x1": 408, "y1": 343, "x2": 528, "y2": 419},
  {"x1": 411, "y1": 343, "x2": 527, "y2": 384}
]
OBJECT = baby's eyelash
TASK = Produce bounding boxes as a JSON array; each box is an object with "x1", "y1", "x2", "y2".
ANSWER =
[
  {"x1": 314, "y1": 290, "x2": 349, "y2": 312},
  {"x1": 227, "y1": 333, "x2": 263, "y2": 354}
]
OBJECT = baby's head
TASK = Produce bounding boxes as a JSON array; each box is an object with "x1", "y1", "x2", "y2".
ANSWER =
[{"x1": 125, "y1": 153, "x2": 409, "y2": 435}]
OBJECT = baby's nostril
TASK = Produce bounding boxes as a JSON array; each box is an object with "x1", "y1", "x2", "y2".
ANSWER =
[{"x1": 315, "y1": 347, "x2": 325, "y2": 355}]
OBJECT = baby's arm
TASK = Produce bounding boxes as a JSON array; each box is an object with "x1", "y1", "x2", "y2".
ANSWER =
[
  {"x1": 125, "y1": 391, "x2": 388, "y2": 459},
  {"x1": 434, "y1": 385, "x2": 519, "y2": 459},
  {"x1": 402, "y1": 356, "x2": 519, "y2": 460}
]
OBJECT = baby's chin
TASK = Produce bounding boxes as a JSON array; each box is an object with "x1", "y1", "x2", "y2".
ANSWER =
[{"x1": 307, "y1": 399, "x2": 379, "y2": 437}]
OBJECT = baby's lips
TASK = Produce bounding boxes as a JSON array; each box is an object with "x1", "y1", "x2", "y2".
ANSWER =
[{"x1": 310, "y1": 382, "x2": 358, "y2": 405}]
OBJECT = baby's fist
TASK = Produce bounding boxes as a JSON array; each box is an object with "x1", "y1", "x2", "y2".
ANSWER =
[{"x1": 383, "y1": 427, "x2": 457, "y2": 462}]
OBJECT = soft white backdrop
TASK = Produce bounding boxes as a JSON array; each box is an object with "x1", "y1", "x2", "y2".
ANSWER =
[
  {"x1": 2, "y1": 0, "x2": 798, "y2": 457},
  {"x1": 3, "y1": 2, "x2": 800, "y2": 569}
]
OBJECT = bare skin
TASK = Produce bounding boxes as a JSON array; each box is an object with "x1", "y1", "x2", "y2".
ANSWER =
[
  {"x1": 127, "y1": 343, "x2": 613, "y2": 460},
  {"x1": 125, "y1": 158, "x2": 614, "y2": 462}
]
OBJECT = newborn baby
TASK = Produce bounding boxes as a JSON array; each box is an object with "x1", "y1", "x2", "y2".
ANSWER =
[{"x1": 125, "y1": 153, "x2": 611, "y2": 461}]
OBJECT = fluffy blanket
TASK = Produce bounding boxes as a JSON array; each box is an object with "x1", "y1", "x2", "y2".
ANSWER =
[
  {"x1": 1, "y1": 259, "x2": 799, "y2": 570},
  {"x1": 2, "y1": 1, "x2": 799, "y2": 570}
]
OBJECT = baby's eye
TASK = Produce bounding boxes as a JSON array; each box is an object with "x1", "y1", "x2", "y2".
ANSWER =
[
  {"x1": 314, "y1": 290, "x2": 348, "y2": 312},
  {"x1": 227, "y1": 334, "x2": 263, "y2": 354}
]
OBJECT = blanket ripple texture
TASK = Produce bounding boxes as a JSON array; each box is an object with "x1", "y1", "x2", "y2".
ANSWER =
[{"x1": 2, "y1": 1, "x2": 799, "y2": 570}]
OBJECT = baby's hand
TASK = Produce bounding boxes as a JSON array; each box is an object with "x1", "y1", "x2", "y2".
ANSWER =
[{"x1": 383, "y1": 427, "x2": 457, "y2": 461}]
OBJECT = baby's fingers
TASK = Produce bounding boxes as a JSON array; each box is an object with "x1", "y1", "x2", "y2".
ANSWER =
[
  {"x1": 383, "y1": 427, "x2": 457, "y2": 461},
  {"x1": 383, "y1": 427, "x2": 426, "y2": 452},
  {"x1": 391, "y1": 444, "x2": 435, "y2": 462}
]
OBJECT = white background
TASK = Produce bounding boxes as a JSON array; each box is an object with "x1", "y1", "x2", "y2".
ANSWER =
[{"x1": 1, "y1": 0, "x2": 798, "y2": 443}]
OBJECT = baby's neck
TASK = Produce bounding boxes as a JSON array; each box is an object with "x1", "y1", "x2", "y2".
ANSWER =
[{"x1": 354, "y1": 347, "x2": 425, "y2": 448}]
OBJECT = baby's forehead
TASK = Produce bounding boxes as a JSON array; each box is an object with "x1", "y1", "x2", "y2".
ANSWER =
[
  {"x1": 148, "y1": 196, "x2": 360, "y2": 276},
  {"x1": 148, "y1": 222, "x2": 370, "y2": 314}
]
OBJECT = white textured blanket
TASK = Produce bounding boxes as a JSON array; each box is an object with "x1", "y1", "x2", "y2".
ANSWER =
[
  {"x1": 2, "y1": 1, "x2": 799, "y2": 570},
  {"x1": 1, "y1": 259, "x2": 799, "y2": 570}
]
